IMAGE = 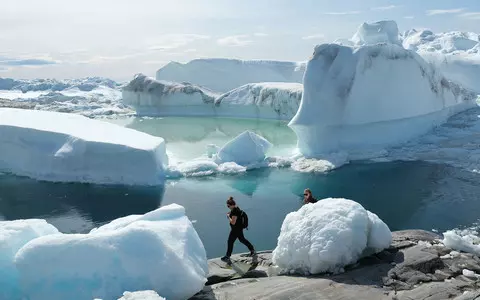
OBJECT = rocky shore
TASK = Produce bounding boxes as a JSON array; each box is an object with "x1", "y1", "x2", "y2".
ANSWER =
[{"x1": 190, "y1": 230, "x2": 480, "y2": 300}]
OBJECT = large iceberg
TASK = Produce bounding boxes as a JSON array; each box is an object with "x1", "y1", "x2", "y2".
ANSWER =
[
  {"x1": 351, "y1": 20, "x2": 402, "y2": 46},
  {"x1": 122, "y1": 74, "x2": 219, "y2": 117},
  {"x1": 402, "y1": 29, "x2": 480, "y2": 94},
  {"x1": 289, "y1": 21, "x2": 477, "y2": 157},
  {"x1": 0, "y1": 108, "x2": 168, "y2": 185},
  {"x1": 0, "y1": 220, "x2": 59, "y2": 299},
  {"x1": 14, "y1": 204, "x2": 208, "y2": 300},
  {"x1": 122, "y1": 75, "x2": 302, "y2": 120},
  {"x1": 156, "y1": 58, "x2": 305, "y2": 92},
  {"x1": 272, "y1": 198, "x2": 392, "y2": 275},
  {"x1": 214, "y1": 82, "x2": 302, "y2": 120}
]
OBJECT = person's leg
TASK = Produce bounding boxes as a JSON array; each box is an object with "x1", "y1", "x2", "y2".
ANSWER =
[
  {"x1": 236, "y1": 230, "x2": 254, "y2": 252},
  {"x1": 226, "y1": 230, "x2": 237, "y2": 257}
]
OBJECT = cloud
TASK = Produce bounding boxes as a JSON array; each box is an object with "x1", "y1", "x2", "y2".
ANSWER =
[
  {"x1": 184, "y1": 48, "x2": 197, "y2": 53},
  {"x1": 459, "y1": 12, "x2": 480, "y2": 20},
  {"x1": 0, "y1": 57, "x2": 57, "y2": 66},
  {"x1": 404, "y1": 16, "x2": 415, "y2": 19},
  {"x1": 253, "y1": 32, "x2": 268, "y2": 37},
  {"x1": 148, "y1": 34, "x2": 210, "y2": 51},
  {"x1": 217, "y1": 35, "x2": 252, "y2": 47},
  {"x1": 426, "y1": 8, "x2": 464, "y2": 16},
  {"x1": 324, "y1": 11, "x2": 361, "y2": 15},
  {"x1": 302, "y1": 34, "x2": 325, "y2": 40},
  {"x1": 371, "y1": 5, "x2": 400, "y2": 11}
]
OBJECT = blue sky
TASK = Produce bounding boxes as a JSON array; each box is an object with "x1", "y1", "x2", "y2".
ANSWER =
[{"x1": 1, "y1": 0, "x2": 479, "y2": 80}]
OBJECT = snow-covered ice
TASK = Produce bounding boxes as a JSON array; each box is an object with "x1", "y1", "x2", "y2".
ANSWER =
[
  {"x1": 351, "y1": 21, "x2": 402, "y2": 46},
  {"x1": 0, "y1": 77, "x2": 130, "y2": 118},
  {"x1": 14, "y1": 204, "x2": 208, "y2": 300},
  {"x1": 214, "y1": 82, "x2": 302, "y2": 120},
  {"x1": 272, "y1": 198, "x2": 391, "y2": 275},
  {"x1": 0, "y1": 220, "x2": 59, "y2": 300},
  {"x1": 402, "y1": 29, "x2": 480, "y2": 94},
  {"x1": 215, "y1": 131, "x2": 272, "y2": 166},
  {"x1": 289, "y1": 21, "x2": 477, "y2": 157},
  {"x1": 122, "y1": 73, "x2": 219, "y2": 117},
  {"x1": 442, "y1": 227, "x2": 480, "y2": 256},
  {"x1": 0, "y1": 108, "x2": 168, "y2": 185},
  {"x1": 117, "y1": 291, "x2": 165, "y2": 300},
  {"x1": 156, "y1": 58, "x2": 305, "y2": 92},
  {"x1": 122, "y1": 75, "x2": 302, "y2": 120}
]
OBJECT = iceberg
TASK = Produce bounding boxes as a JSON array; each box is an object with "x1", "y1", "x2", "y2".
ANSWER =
[
  {"x1": 214, "y1": 82, "x2": 302, "y2": 120},
  {"x1": 402, "y1": 29, "x2": 480, "y2": 93},
  {"x1": 352, "y1": 20, "x2": 402, "y2": 46},
  {"x1": 122, "y1": 74, "x2": 219, "y2": 117},
  {"x1": 14, "y1": 204, "x2": 208, "y2": 300},
  {"x1": 215, "y1": 131, "x2": 272, "y2": 166},
  {"x1": 289, "y1": 21, "x2": 477, "y2": 157},
  {"x1": 156, "y1": 58, "x2": 305, "y2": 92},
  {"x1": 272, "y1": 198, "x2": 391, "y2": 275},
  {"x1": 122, "y1": 75, "x2": 302, "y2": 120},
  {"x1": 0, "y1": 108, "x2": 168, "y2": 185},
  {"x1": 0, "y1": 220, "x2": 59, "y2": 300}
]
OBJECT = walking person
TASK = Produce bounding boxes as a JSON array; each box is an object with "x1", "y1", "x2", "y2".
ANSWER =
[
  {"x1": 221, "y1": 196, "x2": 256, "y2": 263},
  {"x1": 303, "y1": 188, "x2": 318, "y2": 204}
]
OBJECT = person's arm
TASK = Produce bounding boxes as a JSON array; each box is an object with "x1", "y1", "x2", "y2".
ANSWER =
[{"x1": 230, "y1": 215, "x2": 237, "y2": 225}]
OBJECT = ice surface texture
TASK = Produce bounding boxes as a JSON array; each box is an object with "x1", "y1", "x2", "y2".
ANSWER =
[
  {"x1": 272, "y1": 198, "x2": 392, "y2": 275},
  {"x1": 0, "y1": 108, "x2": 168, "y2": 185}
]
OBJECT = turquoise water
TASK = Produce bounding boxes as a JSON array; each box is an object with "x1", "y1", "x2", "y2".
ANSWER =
[{"x1": 1, "y1": 117, "x2": 480, "y2": 258}]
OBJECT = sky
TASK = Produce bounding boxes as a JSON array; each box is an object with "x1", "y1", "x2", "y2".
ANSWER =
[{"x1": 1, "y1": 0, "x2": 479, "y2": 81}]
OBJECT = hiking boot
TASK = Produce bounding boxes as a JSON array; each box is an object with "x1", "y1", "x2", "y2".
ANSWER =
[
  {"x1": 220, "y1": 256, "x2": 231, "y2": 263},
  {"x1": 248, "y1": 250, "x2": 257, "y2": 257}
]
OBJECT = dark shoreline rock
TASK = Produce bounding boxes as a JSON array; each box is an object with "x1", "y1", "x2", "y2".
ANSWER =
[{"x1": 191, "y1": 230, "x2": 480, "y2": 300}]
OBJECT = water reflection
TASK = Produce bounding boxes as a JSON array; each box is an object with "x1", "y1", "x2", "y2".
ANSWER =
[{"x1": 0, "y1": 174, "x2": 164, "y2": 233}]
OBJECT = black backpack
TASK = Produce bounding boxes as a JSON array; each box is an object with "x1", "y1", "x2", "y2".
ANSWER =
[{"x1": 240, "y1": 210, "x2": 249, "y2": 230}]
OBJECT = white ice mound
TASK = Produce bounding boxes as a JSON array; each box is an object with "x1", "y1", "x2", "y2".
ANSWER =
[
  {"x1": 289, "y1": 43, "x2": 477, "y2": 156},
  {"x1": 402, "y1": 29, "x2": 479, "y2": 54},
  {"x1": 215, "y1": 82, "x2": 303, "y2": 120},
  {"x1": 122, "y1": 74, "x2": 218, "y2": 117},
  {"x1": 156, "y1": 58, "x2": 305, "y2": 92},
  {"x1": 118, "y1": 291, "x2": 165, "y2": 300},
  {"x1": 442, "y1": 229, "x2": 480, "y2": 256},
  {"x1": 0, "y1": 220, "x2": 59, "y2": 299},
  {"x1": 272, "y1": 198, "x2": 391, "y2": 275},
  {"x1": 0, "y1": 108, "x2": 168, "y2": 185},
  {"x1": 14, "y1": 204, "x2": 208, "y2": 300},
  {"x1": 216, "y1": 131, "x2": 272, "y2": 166},
  {"x1": 352, "y1": 20, "x2": 401, "y2": 46}
]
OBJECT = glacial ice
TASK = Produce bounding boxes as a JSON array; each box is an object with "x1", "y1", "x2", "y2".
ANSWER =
[
  {"x1": 155, "y1": 58, "x2": 305, "y2": 92},
  {"x1": 122, "y1": 75, "x2": 303, "y2": 120},
  {"x1": 14, "y1": 204, "x2": 208, "y2": 300},
  {"x1": 272, "y1": 198, "x2": 391, "y2": 275},
  {"x1": 0, "y1": 220, "x2": 59, "y2": 300},
  {"x1": 117, "y1": 291, "x2": 165, "y2": 300},
  {"x1": 0, "y1": 108, "x2": 168, "y2": 185},
  {"x1": 215, "y1": 131, "x2": 272, "y2": 166},
  {"x1": 289, "y1": 21, "x2": 477, "y2": 157},
  {"x1": 443, "y1": 228, "x2": 480, "y2": 256},
  {"x1": 352, "y1": 20, "x2": 402, "y2": 46}
]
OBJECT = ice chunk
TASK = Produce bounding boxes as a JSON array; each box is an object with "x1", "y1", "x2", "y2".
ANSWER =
[
  {"x1": 214, "y1": 82, "x2": 302, "y2": 120},
  {"x1": 442, "y1": 229, "x2": 480, "y2": 256},
  {"x1": 0, "y1": 108, "x2": 168, "y2": 185},
  {"x1": 118, "y1": 291, "x2": 165, "y2": 300},
  {"x1": 14, "y1": 204, "x2": 208, "y2": 300},
  {"x1": 272, "y1": 198, "x2": 391, "y2": 275},
  {"x1": 0, "y1": 220, "x2": 59, "y2": 300},
  {"x1": 216, "y1": 131, "x2": 272, "y2": 166},
  {"x1": 366, "y1": 211, "x2": 392, "y2": 252},
  {"x1": 289, "y1": 42, "x2": 477, "y2": 157},
  {"x1": 462, "y1": 269, "x2": 480, "y2": 279},
  {"x1": 156, "y1": 58, "x2": 305, "y2": 92},
  {"x1": 351, "y1": 20, "x2": 401, "y2": 46}
]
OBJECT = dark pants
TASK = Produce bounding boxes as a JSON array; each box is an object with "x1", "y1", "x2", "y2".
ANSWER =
[{"x1": 226, "y1": 228, "x2": 254, "y2": 257}]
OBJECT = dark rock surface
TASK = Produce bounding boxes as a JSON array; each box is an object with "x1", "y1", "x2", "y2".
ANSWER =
[{"x1": 190, "y1": 230, "x2": 480, "y2": 300}]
